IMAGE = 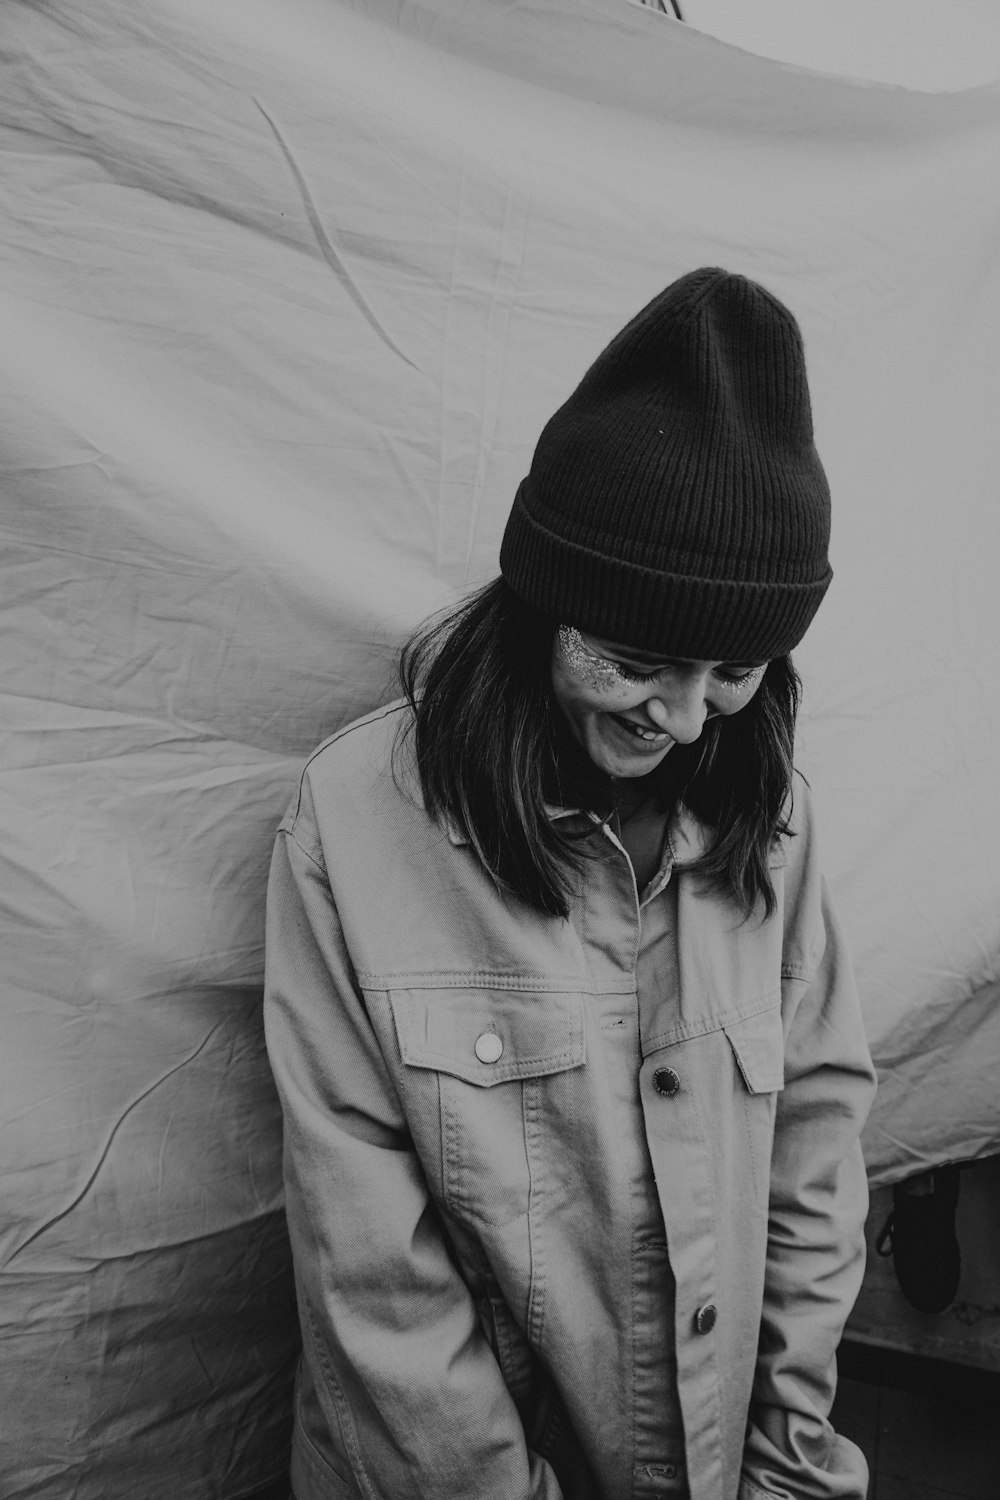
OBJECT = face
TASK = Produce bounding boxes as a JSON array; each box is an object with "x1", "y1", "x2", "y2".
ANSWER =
[{"x1": 550, "y1": 625, "x2": 767, "y2": 780}]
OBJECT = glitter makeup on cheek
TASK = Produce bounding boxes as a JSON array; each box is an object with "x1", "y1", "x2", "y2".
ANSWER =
[{"x1": 557, "y1": 625, "x2": 634, "y2": 691}]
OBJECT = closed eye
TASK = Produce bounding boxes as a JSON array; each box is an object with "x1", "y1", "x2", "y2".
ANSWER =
[
  {"x1": 616, "y1": 662, "x2": 667, "y2": 684},
  {"x1": 612, "y1": 660, "x2": 765, "y2": 688},
  {"x1": 715, "y1": 665, "x2": 767, "y2": 690}
]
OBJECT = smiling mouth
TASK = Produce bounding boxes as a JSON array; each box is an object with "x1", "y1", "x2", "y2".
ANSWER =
[{"x1": 610, "y1": 714, "x2": 672, "y2": 746}]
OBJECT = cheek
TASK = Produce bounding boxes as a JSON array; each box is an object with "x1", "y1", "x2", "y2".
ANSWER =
[
  {"x1": 551, "y1": 660, "x2": 616, "y2": 719},
  {"x1": 562, "y1": 682, "x2": 636, "y2": 721},
  {"x1": 713, "y1": 683, "x2": 764, "y2": 718}
]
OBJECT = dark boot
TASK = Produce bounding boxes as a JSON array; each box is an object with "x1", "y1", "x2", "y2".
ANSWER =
[{"x1": 876, "y1": 1164, "x2": 961, "y2": 1314}]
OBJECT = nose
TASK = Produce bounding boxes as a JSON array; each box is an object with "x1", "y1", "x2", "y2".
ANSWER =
[{"x1": 644, "y1": 677, "x2": 709, "y2": 744}]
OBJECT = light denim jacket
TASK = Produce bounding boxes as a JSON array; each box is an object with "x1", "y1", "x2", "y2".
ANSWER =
[{"x1": 264, "y1": 702, "x2": 876, "y2": 1500}]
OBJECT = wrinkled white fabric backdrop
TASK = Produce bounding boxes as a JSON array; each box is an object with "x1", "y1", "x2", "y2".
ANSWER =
[{"x1": 2, "y1": 0, "x2": 999, "y2": 1492}]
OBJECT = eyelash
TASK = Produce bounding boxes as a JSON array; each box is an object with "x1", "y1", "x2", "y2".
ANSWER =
[{"x1": 616, "y1": 663, "x2": 763, "y2": 690}]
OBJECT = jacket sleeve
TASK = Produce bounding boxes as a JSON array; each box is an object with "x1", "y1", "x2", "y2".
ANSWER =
[
  {"x1": 263, "y1": 817, "x2": 567, "y2": 1500},
  {"x1": 739, "y1": 792, "x2": 877, "y2": 1500}
]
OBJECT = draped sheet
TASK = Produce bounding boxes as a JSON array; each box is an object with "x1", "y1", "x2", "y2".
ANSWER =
[{"x1": 2, "y1": 0, "x2": 999, "y2": 1490}]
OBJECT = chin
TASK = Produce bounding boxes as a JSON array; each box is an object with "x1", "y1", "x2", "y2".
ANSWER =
[
  {"x1": 591, "y1": 739, "x2": 672, "y2": 780},
  {"x1": 612, "y1": 755, "x2": 671, "y2": 780}
]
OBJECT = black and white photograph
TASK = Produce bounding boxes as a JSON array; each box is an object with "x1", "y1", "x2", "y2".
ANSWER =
[{"x1": 3, "y1": 3, "x2": 1000, "y2": 1498}]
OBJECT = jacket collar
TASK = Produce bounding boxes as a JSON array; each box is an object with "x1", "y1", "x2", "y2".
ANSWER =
[{"x1": 445, "y1": 800, "x2": 711, "y2": 869}]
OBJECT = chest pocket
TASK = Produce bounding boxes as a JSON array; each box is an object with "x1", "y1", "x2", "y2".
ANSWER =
[
  {"x1": 724, "y1": 1004, "x2": 786, "y2": 1095},
  {"x1": 723, "y1": 1002, "x2": 785, "y2": 1204},
  {"x1": 389, "y1": 988, "x2": 586, "y2": 1227}
]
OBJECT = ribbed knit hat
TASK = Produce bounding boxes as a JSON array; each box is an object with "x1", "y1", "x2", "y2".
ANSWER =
[{"x1": 499, "y1": 268, "x2": 832, "y2": 661}]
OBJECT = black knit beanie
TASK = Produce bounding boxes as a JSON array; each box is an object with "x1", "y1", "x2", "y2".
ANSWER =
[{"x1": 499, "y1": 268, "x2": 832, "y2": 661}]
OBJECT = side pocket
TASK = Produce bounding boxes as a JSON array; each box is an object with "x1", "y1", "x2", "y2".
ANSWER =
[
  {"x1": 297, "y1": 1295, "x2": 371, "y2": 1498},
  {"x1": 476, "y1": 1278, "x2": 600, "y2": 1496},
  {"x1": 477, "y1": 1282, "x2": 541, "y2": 1412},
  {"x1": 292, "y1": 1408, "x2": 363, "y2": 1500}
]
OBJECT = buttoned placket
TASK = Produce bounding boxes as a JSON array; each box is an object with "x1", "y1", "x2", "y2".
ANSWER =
[
  {"x1": 447, "y1": 800, "x2": 720, "y2": 1497},
  {"x1": 573, "y1": 816, "x2": 689, "y2": 1497},
  {"x1": 632, "y1": 844, "x2": 726, "y2": 1500}
]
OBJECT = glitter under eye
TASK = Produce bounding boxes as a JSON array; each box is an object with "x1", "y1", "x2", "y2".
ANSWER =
[
  {"x1": 558, "y1": 625, "x2": 637, "y2": 691},
  {"x1": 716, "y1": 665, "x2": 767, "y2": 693}
]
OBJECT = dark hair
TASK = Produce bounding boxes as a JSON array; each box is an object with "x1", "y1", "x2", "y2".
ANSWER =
[{"x1": 398, "y1": 577, "x2": 800, "y2": 920}]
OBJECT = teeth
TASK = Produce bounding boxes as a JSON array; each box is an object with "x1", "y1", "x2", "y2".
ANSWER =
[{"x1": 622, "y1": 719, "x2": 668, "y2": 742}]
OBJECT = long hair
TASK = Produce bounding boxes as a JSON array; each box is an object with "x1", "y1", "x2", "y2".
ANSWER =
[{"x1": 398, "y1": 577, "x2": 800, "y2": 920}]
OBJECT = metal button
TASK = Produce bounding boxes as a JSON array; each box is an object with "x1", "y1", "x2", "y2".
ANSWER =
[
  {"x1": 474, "y1": 1031, "x2": 503, "y2": 1064},
  {"x1": 653, "y1": 1066, "x2": 681, "y2": 1096},
  {"x1": 694, "y1": 1302, "x2": 717, "y2": 1335}
]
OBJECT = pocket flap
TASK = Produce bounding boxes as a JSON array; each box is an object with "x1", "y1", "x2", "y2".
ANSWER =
[
  {"x1": 391, "y1": 989, "x2": 586, "y2": 1087},
  {"x1": 724, "y1": 1005, "x2": 785, "y2": 1094}
]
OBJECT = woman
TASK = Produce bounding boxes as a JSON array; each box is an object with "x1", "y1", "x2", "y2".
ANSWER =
[{"x1": 264, "y1": 268, "x2": 876, "y2": 1500}]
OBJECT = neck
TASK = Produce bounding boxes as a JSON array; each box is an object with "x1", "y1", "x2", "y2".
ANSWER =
[{"x1": 613, "y1": 778, "x2": 663, "y2": 825}]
